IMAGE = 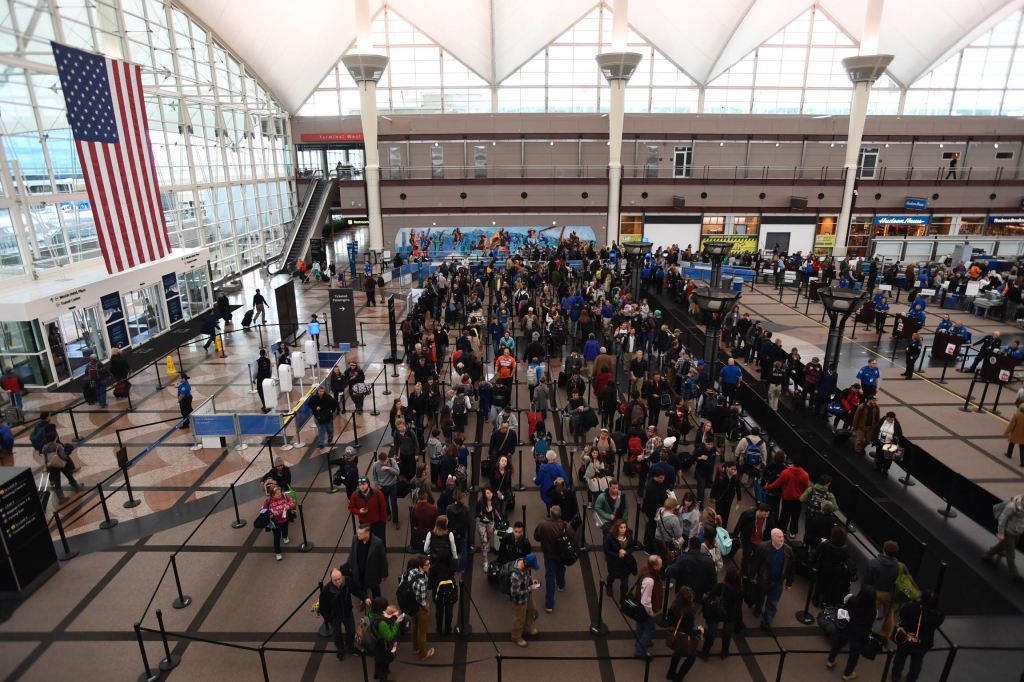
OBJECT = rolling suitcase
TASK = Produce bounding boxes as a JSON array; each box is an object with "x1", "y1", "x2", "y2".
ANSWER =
[
  {"x1": 113, "y1": 380, "x2": 130, "y2": 398},
  {"x1": 241, "y1": 309, "x2": 254, "y2": 329},
  {"x1": 3, "y1": 405, "x2": 23, "y2": 425}
]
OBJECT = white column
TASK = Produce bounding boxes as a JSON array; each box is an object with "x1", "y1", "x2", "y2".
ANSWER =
[
  {"x1": 607, "y1": 78, "x2": 626, "y2": 246},
  {"x1": 597, "y1": 51, "x2": 642, "y2": 248},
  {"x1": 834, "y1": 80, "x2": 871, "y2": 258},
  {"x1": 358, "y1": 81, "x2": 384, "y2": 252},
  {"x1": 832, "y1": 55, "x2": 893, "y2": 258}
]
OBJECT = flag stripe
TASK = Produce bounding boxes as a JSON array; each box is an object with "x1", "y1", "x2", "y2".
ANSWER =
[
  {"x1": 112, "y1": 60, "x2": 156, "y2": 262},
  {"x1": 131, "y1": 65, "x2": 171, "y2": 255},
  {"x1": 75, "y1": 139, "x2": 113, "y2": 274},
  {"x1": 52, "y1": 41, "x2": 172, "y2": 275}
]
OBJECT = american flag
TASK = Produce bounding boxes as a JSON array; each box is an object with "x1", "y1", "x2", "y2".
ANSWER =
[{"x1": 51, "y1": 42, "x2": 171, "y2": 274}]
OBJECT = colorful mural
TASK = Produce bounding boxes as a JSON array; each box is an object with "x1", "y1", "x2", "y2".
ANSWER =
[{"x1": 394, "y1": 225, "x2": 597, "y2": 257}]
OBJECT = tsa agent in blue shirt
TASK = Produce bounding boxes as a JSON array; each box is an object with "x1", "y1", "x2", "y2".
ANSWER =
[
  {"x1": 908, "y1": 303, "x2": 926, "y2": 326},
  {"x1": 719, "y1": 358, "x2": 743, "y2": 404},
  {"x1": 874, "y1": 297, "x2": 890, "y2": 334},
  {"x1": 951, "y1": 322, "x2": 972, "y2": 344},
  {"x1": 1006, "y1": 340, "x2": 1024, "y2": 364},
  {"x1": 936, "y1": 314, "x2": 953, "y2": 333},
  {"x1": 856, "y1": 359, "x2": 880, "y2": 399},
  {"x1": 176, "y1": 373, "x2": 193, "y2": 429},
  {"x1": 308, "y1": 314, "x2": 321, "y2": 349}
]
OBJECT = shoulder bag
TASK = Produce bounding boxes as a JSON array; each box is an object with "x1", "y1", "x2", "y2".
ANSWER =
[
  {"x1": 619, "y1": 576, "x2": 649, "y2": 622},
  {"x1": 665, "y1": 612, "x2": 701, "y2": 655},
  {"x1": 891, "y1": 608, "x2": 923, "y2": 647}
]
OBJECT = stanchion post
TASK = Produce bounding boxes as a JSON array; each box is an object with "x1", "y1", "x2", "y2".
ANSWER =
[
  {"x1": 326, "y1": 459, "x2": 338, "y2": 495},
  {"x1": 97, "y1": 483, "x2": 118, "y2": 530},
  {"x1": 154, "y1": 360, "x2": 163, "y2": 390},
  {"x1": 455, "y1": 579, "x2": 473, "y2": 635},
  {"x1": 898, "y1": 446, "x2": 916, "y2": 487},
  {"x1": 134, "y1": 622, "x2": 159, "y2": 682},
  {"x1": 794, "y1": 568, "x2": 816, "y2": 624},
  {"x1": 370, "y1": 383, "x2": 379, "y2": 415},
  {"x1": 155, "y1": 609, "x2": 180, "y2": 671},
  {"x1": 496, "y1": 654, "x2": 503, "y2": 682},
  {"x1": 590, "y1": 579, "x2": 609, "y2": 636},
  {"x1": 258, "y1": 646, "x2": 270, "y2": 682},
  {"x1": 658, "y1": 577, "x2": 673, "y2": 626},
  {"x1": 68, "y1": 406, "x2": 83, "y2": 442},
  {"x1": 642, "y1": 655, "x2": 651, "y2": 682},
  {"x1": 230, "y1": 483, "x2": 247, "y2": 528},
  {"x1": 298, "y1": 504, "x2": 314, "y2": 552},
  {"x1": 360, "y1": 649, "x2": 369, "y2": 682},
  {"x1": 169, "y1": 555, "x2": 193, "y2": 609},
  {"x1": 382, "y1": 367, "x2": 391, "y2": 396},
  {"x1": 351, "y1": 411, "x2": 361, "y2": 448},
  {"x1": 845, "y1": 486, "x2": 860, "y2": 534},
  {"x1": 122, "y1": 465, "x2": 141, "y2": 509},
  {"x1": 938, "y1": 645, "x2": 958, "y2": 682},
  {"x1": 934, "y1": 560, "x2": 948, "y2": 597},
  {"x1": 775, "y1": 649, "x2": 788, "y2": 682},
  {"x1": 515, "y1": 448, "x2": 526, "y2": 491},
  {"x1": 960, "y1": 375, "x2": 977, "y2": 412},
  {"x1": 521, "y1": 503, "x2": 526, "y2": 530},
  {"x1": 52, "y1": 511, "x2": 78, "y2": 561},
  {"x1": 937, "y1": 477, "x2": 958, "y2": 518}
]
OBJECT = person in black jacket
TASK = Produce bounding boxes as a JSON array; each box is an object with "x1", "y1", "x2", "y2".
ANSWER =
[
  {"x1": 891, "y1": 590, "x2": 945, "y2": 682},
  {"x1": 263, "y1": 456, "x2": 292, "y2": 492},
  {"x1": 602, "y1": 518, "x2": 637, "y2": 602},
  {"x1": 307, "y1": 385, "x2": 338, "y2": 450},
  {"x1": 825, "y1": 586, "x2": 876, "y2": 678},
  {"x1": 699, "y1": 566, "x2": 744, "y2": 659},
  {"x1": 109, "y1": 347, "x2": 129, "y2": 384},
  {"x1": 497, "y1": 521, "x2": 532, "y2": 564},
  {"x1": 255, "y1": 348, "x2": 273, "y2": 412},
  {"x1": 813, "y1": 526, "x2": 853, "y2": 607},
  {"x1": 348, "y1": 525, "x2": 388, "y2": 599},
  {"x1": 666, "y1": 536, "x2": 717, "y2": 603},
  {"x1": 687, "y1": 436, "x2": 717, "y2": 507},
  {"x1": 709, "y1": 461, "x2": 741, "y2": 528},
  {"x1": 732, "y1": 503, "x2": 775, "y2": 578},
  {"x1": 319, "y1": 567, "x2": 355, "y2": 659}
]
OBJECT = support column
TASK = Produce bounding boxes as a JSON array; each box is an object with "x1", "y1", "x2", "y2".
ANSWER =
[
  {"x1": 342, "y1": 55, "x2": 389, "y2": 253},
  {"x1": 597, "y1": 52, "x2": 642, "y2": 248}
]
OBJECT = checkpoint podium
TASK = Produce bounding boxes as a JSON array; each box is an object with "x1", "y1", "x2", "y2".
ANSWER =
[
  {"x1": 981, "y1": 353, "x2": 1017, "y2": 385},
  {"x1": 931, "y1": 331, "x2": 962, "y2": 361},
  {"x1": 891, "y1": 314, "x2": 920, "y2": 340}
]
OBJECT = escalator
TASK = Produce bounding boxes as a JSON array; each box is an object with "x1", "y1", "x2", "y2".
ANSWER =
[{"x1": 271, "y1": 177, "x2": 334, "y2": 274}]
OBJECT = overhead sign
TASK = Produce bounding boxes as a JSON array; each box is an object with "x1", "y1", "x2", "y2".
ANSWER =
[
  {"x1": 329, "y1": 288, "x2": 358, "y2": 346},
  {"x1": 904, "y1": 197, "x2": 928, "y2": 210},
  {"x1": 299, "y1": 132, "x2": 365, "y2": 143},
  {"x1": 699, "y1": 234, "x2": 758, "y2": 253},
  {"x1": 988, "y1": 216, "x2": 1024, "y2": 225},
  {"x1": 873, "y1": 215, "x2": 930, "y2": 226}
]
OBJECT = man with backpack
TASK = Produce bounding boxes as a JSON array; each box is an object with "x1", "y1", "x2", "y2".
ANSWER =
[
  {"x1": 593, "y1": 480, "x2": 627, "y2": 531},
  {"x1": 800, "y1": 474, "x2": 840, "y2": 523},
  {"x1": 533, "y1": 506, "x2": 572, "y2": 613},
  {"x1": 507, "y1": 553, "x2": 542, "y2": 647},
  {"x1": 85, "y1": 355, "x2": 109, "y2": 407},
  {"x1": 735, "y1": 427, "x2": 766, "y2": 486},
  {"x1": 397, "y1": 556, "x2": 435, "y2": 661}
]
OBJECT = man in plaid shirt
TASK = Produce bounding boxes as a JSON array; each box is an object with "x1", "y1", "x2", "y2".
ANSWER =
[
  {"x1": 510, "y1": 553, "x2": 541, "y2": 647},
  {"x1": 404, "y1": 556, "x2": 435, "y2": 661}
]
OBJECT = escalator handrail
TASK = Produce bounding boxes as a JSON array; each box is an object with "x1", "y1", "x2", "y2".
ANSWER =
[{"x1": 272, "y1": 179, "x2": 322, "y2": 274}]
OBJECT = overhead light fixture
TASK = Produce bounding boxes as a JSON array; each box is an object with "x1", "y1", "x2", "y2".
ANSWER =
[
  {"x1": 550, "y1": 140, "x2": 554, "y2": 146},
  {"x1": 830, "y1": 143, "x2": 835, "y2": 148},
  {"x1": 884, "y1": 143, "x2": 890, "y2": 148},
  {"x1": 719, "y1": 142, "x2": 724, "y2": 147},
  {"x1": 492, "y1": 141, "x2": 496, "y2": 146},
  {"x1": 939, "y1": 143, "x2": 944, "y2": 148},
  {"x1": 432, "y1": 222, "x2": 437, "y2": 226},
  {"x1": 492, "y1": 220, "x2": 496, "y2": 225},
  {"x1": 775, "y1": 142, "x2": 780, "y2": 147},
  {"x1": 994, "y1": 143, "x2": 999, "y2": 149}
]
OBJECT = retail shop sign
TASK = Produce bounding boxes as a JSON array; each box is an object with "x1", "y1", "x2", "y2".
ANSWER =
[
  {"x1": 988, "y1": 216, "x2": 1024, "y2": 226},
  {"x1": 873, "y1": 215, "x2": 930, "y2": 226},
  {"x1": 299, "y1": 132, "x2": 365, "y2": 143},
  {"x1": 814, "y1": 234, "x2": 835, "y2": 250},
  {"x1": 699, "y1": 234, "x2": 758, "y2": 253},
  {"x1": 904, "y1": 197, "x2": 928, "y2": 210}
]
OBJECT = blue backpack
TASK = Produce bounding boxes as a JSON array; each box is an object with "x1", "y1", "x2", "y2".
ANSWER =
[{"x1": 744, "y1": 439, "x2": 763, "y2": 467}]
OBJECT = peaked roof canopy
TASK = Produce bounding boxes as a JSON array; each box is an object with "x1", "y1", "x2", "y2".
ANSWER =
[{"x1": 178, "y1": 0, "x2": 1024, "y2": 113}]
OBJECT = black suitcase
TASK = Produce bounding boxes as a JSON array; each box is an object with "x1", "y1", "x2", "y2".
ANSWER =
[
  {"x1": 241, "y1": 309, "x2": 254, "y2": 329},
  {"x1": 83, "y1": 381, "x2": 97, "y2": 404}
]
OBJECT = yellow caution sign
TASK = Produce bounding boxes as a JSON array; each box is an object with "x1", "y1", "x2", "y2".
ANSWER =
[
  {"x1": 166, "y1": 355, "x2": 177, "y2": 377},
  {"x1": 214, "y1": 335, "x2": 226, "y2": 358}
]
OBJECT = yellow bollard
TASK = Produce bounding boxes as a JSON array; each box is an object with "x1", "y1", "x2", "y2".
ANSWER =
[{"x1": 165, "y1": 355, "x2": 177, "y2": 377}]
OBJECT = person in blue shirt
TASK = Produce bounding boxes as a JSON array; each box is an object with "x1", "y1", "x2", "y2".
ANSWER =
[
  {"x1": 1006, "y1": 340, "x2": 1024, "y2": 364},
  {"x1": 950, "y1": 321, "x2": 971, "y2": 344},
  {"x1": 719, "y1": 358, "x2": 743, "y2": 405},
  {"x1": 176, "y1": 373, "x2": 193, "y2": 429},
  {"x1": 856, "y1": 359, "x2": 880, "y2": 400},
  {"x1": 874, "y1": 297, "x2": 890, "y2": 334},
  {"x1": 908, "y1": 303, "x2": 926, "y2": 326},
  {"x1": 488, "y1": 317, "x2": 505, "y2": 358},
  {"x1": 936, "y1": 314, "x2": 953, "y2": 333},
  {"x1": 582, "y1": 334, "x2": 601, "y2": 365},
  {"x1": 0, "y1": 415, "x2": 13, "y2": 467},
  {"x1": 872, "y1": 291, "x2": 887, "y2": 306},
  {"x1": 308, "y1": 314, "x2": 321, "y2": 349}
]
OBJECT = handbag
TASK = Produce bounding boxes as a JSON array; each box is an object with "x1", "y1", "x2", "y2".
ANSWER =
[
  {"x1": 892, "y1": 609, "x2": 923, "y2": 647},
  {"x1": 619, "y1": 581, "x2": 649, "y2": 622},
  {"x1": 860, "y1": 633, "x2": 885, "y2": 660},
  {"x1": 665, "y1": 615, "x2": 701, "y2": 655}
]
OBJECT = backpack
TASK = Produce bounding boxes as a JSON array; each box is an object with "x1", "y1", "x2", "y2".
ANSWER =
[
  {"x1": 627, "y1": 435, "x2": 643, "y2": 459},
  {"x1": 806, "y1": 487, "x2": 829, "y2": 517},
  {"x1": 396, "y1": 572, "x2": 422, "y2": 615},
  {"x1": 716, "y1": 525, "x2": 734, "y2": 556},
  {"x1": 533, "y1": 437, "x2": 549, "y2": 460},
  {"x1": 526, "y1": 365, "x2": 540, "y2": 386},
  {"x1": 354, "y1": 613, "x2": 381, "y2": 651},
  {"x1": 434, "y1": 578, "x2": 458, "y2": 606},
  {"x1": 452, "y1": 397, "x2": 468, "y2": 416},
  {"x1": 555, "y1": 525, "x2": 580, "y2": 566},
  {"x1": 402, "y1": 319, "x2": 413, "y2": 335},
  {"x1": 744, "y1": 439, "x2": 763, "y2": 467},
  {"x1": 88, "y1": 364, "x2": 101, "y2": 380},
  {"x1": 993, "y1": 500, "x2": 1010, "y2": 520},
  {"x1": 30, "y1": 422, "x2": 47, "y2": 452},
  {"x1": 429, "y1": 533, "x2": 452, "y2": 563},
  {"x1": 498, "y1": 561, "x2": 516, "y2": 597}
]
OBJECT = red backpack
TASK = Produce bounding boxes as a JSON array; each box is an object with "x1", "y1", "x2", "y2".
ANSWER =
[{"x1": 627, "y1": 435, "x2": 643, "y2": 460}]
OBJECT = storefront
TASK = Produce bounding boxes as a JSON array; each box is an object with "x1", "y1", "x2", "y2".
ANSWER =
[
  {"x1": 0, "y1": 248, "x2": 210, "y2": 387},
  {"x1": 987, "y1": 215, "x2": 1024, "y2": 236}
]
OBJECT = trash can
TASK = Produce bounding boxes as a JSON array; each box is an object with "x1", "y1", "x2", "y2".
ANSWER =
[{"x1": 732, "y1": 277, "x2": 743, "y2": 293}]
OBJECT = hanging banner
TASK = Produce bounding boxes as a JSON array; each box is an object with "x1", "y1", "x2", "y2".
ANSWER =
[
  {"x1": 101, "y1": 291, "x2": 129, "y2": 349},
  {"x1": 699, "y1": 234, "x2": 758, "y2": 253},
  {"x1": 162, "y1": 272, "x2": 183, "y2": 324}
]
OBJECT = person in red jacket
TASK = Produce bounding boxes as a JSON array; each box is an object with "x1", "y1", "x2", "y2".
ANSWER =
[
  {"x1": 765, "y1": 459, "x2": 809, "y2": 537},
  {"x1": 348, "y1": 477, "x2": 388, "y2": 544}
]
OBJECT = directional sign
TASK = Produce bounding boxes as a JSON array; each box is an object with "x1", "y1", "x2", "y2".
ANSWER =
[{"x1": 329, "y1": 288, "x2": 358, "y2": 346}]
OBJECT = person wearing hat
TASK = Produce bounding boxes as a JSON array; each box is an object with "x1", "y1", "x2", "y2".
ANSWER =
[
  {"x1": 341, "y1": 361, "x2": 367, "y2": 413},
  {"x1": 347, "y1": 477, "x2": 389, "y2": 543},
  {"x1": 341, "y1": 447, "x2": 360, "y2": 498},
  {"x1": 263, "y1": 456, "x2": 292, "y2": 492},
  {"x1": 509, "y1": 552, "x2": 542, "y2": 647}
]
